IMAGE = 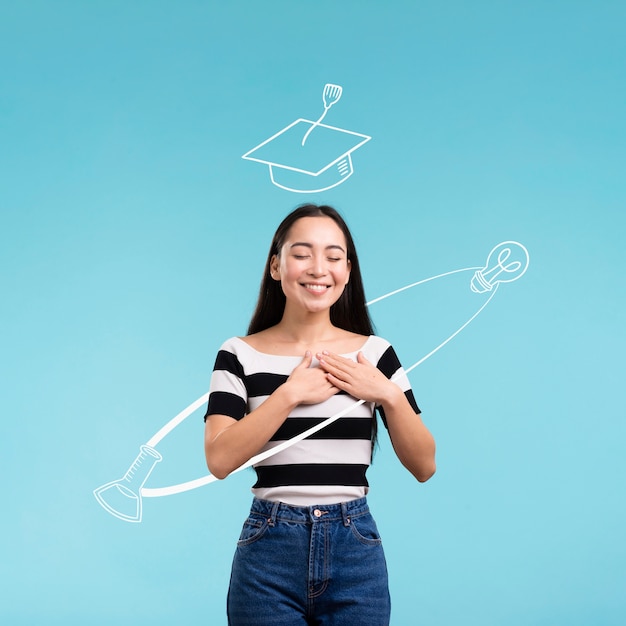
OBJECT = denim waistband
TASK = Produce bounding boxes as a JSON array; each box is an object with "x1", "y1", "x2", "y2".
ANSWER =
[{"x1": 249, "y1": 496, "x2": 371, "y2": 526}]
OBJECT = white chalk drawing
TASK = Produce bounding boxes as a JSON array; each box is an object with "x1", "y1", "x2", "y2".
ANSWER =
[
  {"x1": 94, "y1": 241, "x2": 529, "y2": 522},
  {"x1": 301, "y1": 84, "x2": 343, "y2": 146},
  {"x1": 471, "y1": 241, "x2": 529, "y2": 293},
  {"x1": 242, "y1": 84, "x2": 370, "y2": 193},
  {"x1": 93, "y1": 445, "x2": 162, "y2": 523}
]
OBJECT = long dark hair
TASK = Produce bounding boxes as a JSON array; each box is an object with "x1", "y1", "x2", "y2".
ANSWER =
[
  {"x1": 247, "y1": 204, "x2": 375, "y2": 336},
  {"x1": 248, "y1": 204, "x2": 379, "y2": 454}
]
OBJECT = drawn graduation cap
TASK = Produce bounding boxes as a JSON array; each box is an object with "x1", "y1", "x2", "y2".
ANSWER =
[
  {"x1": 242, "y1": 119, "x2": 371, "y2": 193},
  {"x1": 242, "y1": 85, "x2": 371, "y2": 193}
]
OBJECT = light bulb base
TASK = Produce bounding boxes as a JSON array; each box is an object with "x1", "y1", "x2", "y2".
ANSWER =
[{"x1": 471, "y1": 270, "x2": 492, "y2": 293}]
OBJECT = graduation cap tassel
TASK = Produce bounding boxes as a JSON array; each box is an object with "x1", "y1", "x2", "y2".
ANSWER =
[{"x1": 301, "y1": 83, "x2": 343, "y2": 146}]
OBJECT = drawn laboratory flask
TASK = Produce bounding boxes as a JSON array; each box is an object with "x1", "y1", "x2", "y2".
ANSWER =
[
  {"x1": 94, "y1": 241, "x2": 529, "y2": 522},
  {"x1": 93, "y1": 444, "x2": 162, "y2": 522}
]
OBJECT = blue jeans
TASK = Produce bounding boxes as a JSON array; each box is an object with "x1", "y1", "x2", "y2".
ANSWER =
[{"x1": 227, "y1": 497, "x2": 391, "y2": 625}]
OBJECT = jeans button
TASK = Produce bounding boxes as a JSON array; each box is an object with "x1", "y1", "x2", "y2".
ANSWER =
[{"x1": 313, "y1": 509, "x2": 322, "y2": 518}]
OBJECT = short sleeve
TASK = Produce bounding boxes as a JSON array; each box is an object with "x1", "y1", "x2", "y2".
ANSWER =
[
  {"x1": 204, "y1": 340, "x2": 248, "y2": 422},
  {"x1": 373, "y1": 342, "x2": 421, "y2": 428}
]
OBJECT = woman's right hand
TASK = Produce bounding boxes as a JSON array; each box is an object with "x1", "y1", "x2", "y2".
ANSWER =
[
  {"x1": 205, "y1": 352, "x2": 338, "y2": 479},
  {"x1": 284, "y1": 351, "x2": 339, "y2": 405}
]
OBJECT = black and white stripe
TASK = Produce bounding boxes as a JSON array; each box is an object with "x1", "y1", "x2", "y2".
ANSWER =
[{"x1": 205, "y1": 335, "x2": 420, "y2": 505}]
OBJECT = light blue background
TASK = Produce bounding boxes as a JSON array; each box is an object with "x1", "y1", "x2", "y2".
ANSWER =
[{"x1": 2, "y1": 1, "x2": 624, "y2": 624}]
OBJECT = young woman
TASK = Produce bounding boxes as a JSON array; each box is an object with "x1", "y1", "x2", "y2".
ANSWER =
[{"x1": 204, "y1": 204, "x2": 436, "y2": 625}]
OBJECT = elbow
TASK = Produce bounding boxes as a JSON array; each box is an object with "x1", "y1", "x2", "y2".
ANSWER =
[
  {"x1": 207, "y1": 460, "x2": 230, "y2": 481},
  {"x1": 415, "y1": 438, "x2": 436, "y2": 482},
  {"x1": 415, "y1": 461, "x2": 436, "y2": 483},
  {"x1": 207, "y1": 463, "x2": 229, "y2": 480},
  {"x1": 399, "y1": 446, "x2": 436, "y2": 483},
  {"x1": 205, "y1": 449, "x2": 231, "y2": 481}
]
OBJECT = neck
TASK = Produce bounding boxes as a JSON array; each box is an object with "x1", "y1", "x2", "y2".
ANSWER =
[{"x1": 274, "y1": 309, "x2": 337, "y2": 345}]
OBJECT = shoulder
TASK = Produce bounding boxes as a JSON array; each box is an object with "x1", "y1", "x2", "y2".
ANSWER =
[
  {"x1": 215, "y1": 336, "x2": 249, "y2": 358},
  {"x1": 362, "y1": 335, "x2": 405, "y2": 375},
  {"x1": 211, "y1": 337, "x2": 249, "y2": 377},
  {"x1": 361, "y1": 334, "x2": 393, "y2": 358},
  {"x1": 215, "y1": 335, "x2": 271, "y2": 365}
]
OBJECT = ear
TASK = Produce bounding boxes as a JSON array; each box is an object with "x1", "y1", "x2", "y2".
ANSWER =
[
  {"x1": 270, "y1": 254, "x2": 281, "y2": 281},
  {"x1": 345, "y1": 259, "x2": 351, "y2": 285}
]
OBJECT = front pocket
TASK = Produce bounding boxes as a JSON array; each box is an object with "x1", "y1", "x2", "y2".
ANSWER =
[
  {"x1": 350, "y1": 513, "x2": 383, "y2": 546},
  {"x1": 236, "y1": 517, "x2": 269, "y2": 547}
]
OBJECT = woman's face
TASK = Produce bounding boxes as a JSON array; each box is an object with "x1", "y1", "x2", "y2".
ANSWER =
[{"x1": 270, "y1": 216, "x2": 351, "y2": 316}]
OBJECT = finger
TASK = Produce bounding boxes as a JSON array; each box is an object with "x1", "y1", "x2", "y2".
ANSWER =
[
  {"x1": 325, "y1": 371, "x2": 352, "y2": 390},
  {"x1": 319, "y1": 350, "x2": 353, "y2": 365},
  {"x1": 324, "y1": 380, "x2": 340, "y2": 393},
  {"x1": 318, "y1": 359, "x2": 347, "y2": 380},
  {"x1": 297, "y1": 350, "x2": 313, "y2": 369},
  {"x1": 325, "y1": 382, "x2": 342, "y2": 397},
  {"x1": 356, "y1": 351, "x2": 372, "y2": 366},
  {"x1": 317, "y1": 352, "x2": 355, "y2": 373}
]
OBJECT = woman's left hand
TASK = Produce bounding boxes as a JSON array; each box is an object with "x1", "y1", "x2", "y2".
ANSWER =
[
  {"x1": 317, "y1": 351, "x2": 402, "y2": 405},
  {"x1": 320, "y1": 350, "x2": 436, "y2": 483}
]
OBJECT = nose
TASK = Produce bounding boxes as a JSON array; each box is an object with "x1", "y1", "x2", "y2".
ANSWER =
[{"x1": 308, "y1": 254, "x2": 327, "y2": 277}]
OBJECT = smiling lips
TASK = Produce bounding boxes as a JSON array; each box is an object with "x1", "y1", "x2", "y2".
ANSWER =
[{"x1": 302, "y1": 283, "x2": 331, "y2": 293}]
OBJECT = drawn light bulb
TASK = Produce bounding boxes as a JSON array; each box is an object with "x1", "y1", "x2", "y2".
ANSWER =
[
  {"x1": 93, "y1": 445, "x2": 162, "y2": 523},
  {"x1": 471, "y1": 241, "x2": 529, "y2": 293},
  {"x1": 95, "y1": 242, "x2": 531, "y2": 523}
]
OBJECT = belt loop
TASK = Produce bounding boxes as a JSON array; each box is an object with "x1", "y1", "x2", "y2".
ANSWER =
[
  {"x1": 341, "y1": 501, "x2": 351, "y2": 527},
  {"x1": 268, "y1": 501, "x2": 279, "y2": 526}
]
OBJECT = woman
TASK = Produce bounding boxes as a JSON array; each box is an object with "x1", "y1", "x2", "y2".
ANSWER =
[{"x1": 204, "y1": 204, "x2": 435, "y2": 625}]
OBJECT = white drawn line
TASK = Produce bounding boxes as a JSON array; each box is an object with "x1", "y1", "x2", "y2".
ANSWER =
[
  {"x1": 367, "y1": 267, "x2": 481, "y2": 305},
  {"x1": 301, "y1": 84, "x2": 343, "y2": 146},
  {"x1": 142, "y1": 270, "x2": 496, "y2": 498},
  {"x1": 98, "y1": 241, "x2": 529, "y2": 516},
  {"x1": 147, "y1": 392, "x2": 210, "y2": 448},
  {"x1": 242, "y1": 118, "x2": 371, "y2": 176},
  {"x1": 268, "y1": 156, "x2": 355, "y2": 194},
  {"x1": 405, "y1": 284, "x2": 498, "y2": 375}
]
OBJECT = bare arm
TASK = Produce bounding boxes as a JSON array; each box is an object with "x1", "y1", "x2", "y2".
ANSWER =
[
  {"x1": 205, "y1": 351, "x2": 338, "y2": 479},
  {"x1": 318, "y1": 350, "x2": 436, "y2": 482}
]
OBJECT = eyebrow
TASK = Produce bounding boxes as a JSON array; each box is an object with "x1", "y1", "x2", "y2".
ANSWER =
[{"x1": 290, "y1": 242, "x2": 346, "y2": 253}]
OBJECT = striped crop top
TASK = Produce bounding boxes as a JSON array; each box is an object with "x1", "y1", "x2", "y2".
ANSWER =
[{"x1": 205, "y1": 335, "x2": 420, "y2": 506}]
